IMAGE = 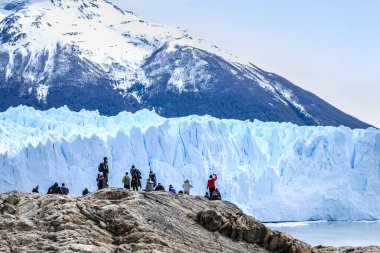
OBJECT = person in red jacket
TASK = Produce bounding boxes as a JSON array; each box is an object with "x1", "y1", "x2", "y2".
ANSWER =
[{"x1": 207, "y1": 174, "x2": 218, "y2": 198}]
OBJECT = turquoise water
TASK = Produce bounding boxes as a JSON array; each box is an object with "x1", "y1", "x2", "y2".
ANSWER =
[{"x1": 266, "y1": 221, "x2": 380, "y2": 247}]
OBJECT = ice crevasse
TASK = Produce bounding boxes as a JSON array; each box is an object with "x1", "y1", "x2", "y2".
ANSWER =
[{"x1": 0, "y1": 106, "x2": 379, "y2": 222}]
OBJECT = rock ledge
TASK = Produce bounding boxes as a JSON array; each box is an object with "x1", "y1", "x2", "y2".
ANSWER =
[{"x1": 0, "y1": 189, "x2": 378, "y2": 253}]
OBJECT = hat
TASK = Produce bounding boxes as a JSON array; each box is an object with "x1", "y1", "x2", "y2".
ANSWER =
[
  {"x1": 103, "y1": 157, "x2": 108, "y2": 160},
  {"x1": 185, "y1": 179, "x2": 189, "y2": 183}
]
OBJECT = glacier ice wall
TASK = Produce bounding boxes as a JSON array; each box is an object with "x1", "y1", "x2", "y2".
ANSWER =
[{"x1": 0, "y1": 106, "x2": 379, "y2": 222}]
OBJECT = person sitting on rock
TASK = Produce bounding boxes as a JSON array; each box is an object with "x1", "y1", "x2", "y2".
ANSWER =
[
  {"x1": 60, "y1": 183, "x2": 69, "y2": 195},
  {"x1": 148, "y1": 170, "x2": 157, "y2": 188},
  {"x1": 145, "y1": 178, "x2": 154, "y2": 192},
  {"x1": 155, "y1": 183, "x2": 165, "y2": 191},
  {"x1": 211, "y1": 188, "x2": 222, "y2": 201},
  {"x1": 169, "y1": 185, "x2": 176, "y2": 194},
  {"x1": 47, "y1": 182, "x2": 62, "y2": 194},
  {"x1": 207, "y1": 174, "x2": 218, "y2": 198},
  {"x1": 32, "y1": 185, "x2": 39, "y2": 193},
  {"x1": 204, "y1": 192, "x2": 210, "y2": 199},
  {"x1": 122, "y1": 172, "x2": 131, "y2": 190},
  {"x1": 182, "y1": 179, "x2": 193, "y2": 195},
  {"x1": 97, "y1": 174, "x2": 105, "y2": 190},
  {"x1": 82, "y1": 188, "x2": 90, "y2": 196}
]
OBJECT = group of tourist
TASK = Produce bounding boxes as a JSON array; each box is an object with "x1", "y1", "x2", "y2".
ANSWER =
[
  {"x1": 32, "y1": 183, "x2": 69, "y2": 195},
  {"x1": 32, "y1": 157, "x2": 222, "y2": 201}
]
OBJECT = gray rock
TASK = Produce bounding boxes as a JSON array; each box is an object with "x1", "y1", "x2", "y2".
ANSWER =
[{"x1": 0, "y1": 190, "x2": 377, "y2": 253}]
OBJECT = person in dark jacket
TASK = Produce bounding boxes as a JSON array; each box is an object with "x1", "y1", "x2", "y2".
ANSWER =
[
  {"x1": 97, "y1": 174, "x2": 105, "y2": 190},
  {"x1": 148, "y1": 170, "x2": 157, "y2": 188},
  {"x1": 155, "y1": 183, "x2": 165, "y2": 191},
  {"x1": 82, "y1": 188, "x2": 90, "y2": 196},
  {"x1": 130, "y1": 165, "x2": 142, "y2": 191},
  {"x1": 207, "y1": 174, "x2": 218, "y2": 198},
  {"x1": 47, "y1": 182, "x2": 62, "y2": 194},
  {"x1": 99, "y1": 157, "x2": 110, "y2": 187},
  {"x1": 32, "y1": 185, "x2": 39, "y2": 193},
  {"x1": 211, "y1": 188, "x2": 222, "y2": 201},
  {"x1": 169, "y1": 185, "x2": 176, "y2": 194},
  {"x1": 60, "y1": 183, "x2": 69, "y2": 195}
]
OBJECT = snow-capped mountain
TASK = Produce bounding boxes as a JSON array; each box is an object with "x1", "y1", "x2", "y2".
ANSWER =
[{"x1": 0, "y1": 0, "x2": 371, "y2": 128}]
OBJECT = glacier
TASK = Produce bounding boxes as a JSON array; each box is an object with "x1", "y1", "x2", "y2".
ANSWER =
[{"x1": 0, "y1": 106, "x2": 379, "y2": 222}]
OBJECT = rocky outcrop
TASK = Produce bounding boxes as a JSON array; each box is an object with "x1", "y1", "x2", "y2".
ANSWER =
[
  {"x1": 0, "y1": 189, "x2": 378, "y2": 253},
  {"x1": 197, "y1": 210, "x2": 311, "y2": 253}
]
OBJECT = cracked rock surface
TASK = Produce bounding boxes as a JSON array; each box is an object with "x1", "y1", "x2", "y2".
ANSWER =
[{"x1": 0, "y1": 189, "x2": 378, "y2": 253}]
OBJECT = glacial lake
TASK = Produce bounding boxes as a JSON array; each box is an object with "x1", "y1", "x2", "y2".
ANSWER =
[{"x1": 266, "y1": 221, "x2": 380, "y2": 247}]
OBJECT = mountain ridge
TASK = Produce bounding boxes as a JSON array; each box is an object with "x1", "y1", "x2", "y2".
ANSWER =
[{"x1": 0, "y1": 0, "x2": 371, "y2": 128}]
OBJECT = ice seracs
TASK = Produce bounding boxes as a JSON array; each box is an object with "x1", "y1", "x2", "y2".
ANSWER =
[{"x1": 0, "y1": 106, "x2": 379, "y2": 222}]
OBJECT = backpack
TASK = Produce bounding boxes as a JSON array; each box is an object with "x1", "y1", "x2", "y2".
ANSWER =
[
  {"x1": 133, "y1": 169, "x2": 142, "y2": 180},
  {"x1": 122, "y1": 176, "x2": 126, "y2": 184},
  {"x1": 98, "y1": 163, "x2": 104, "y2": 172},
  {"x1": 136, "y1": 170, "x2": 142, "y2": 179},
  {"x1": 124, "y1": 176, "x2": 131, "y2": 186}
]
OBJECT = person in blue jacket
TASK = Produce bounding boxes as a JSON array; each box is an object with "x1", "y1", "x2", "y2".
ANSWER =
[{"x1": 169, "y1": 185, "x2": 176, "y2": 194}]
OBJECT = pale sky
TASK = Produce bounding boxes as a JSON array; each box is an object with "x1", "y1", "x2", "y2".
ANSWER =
[{"x1": 114, "y1": 0, "x2": 379, "y2": 127}]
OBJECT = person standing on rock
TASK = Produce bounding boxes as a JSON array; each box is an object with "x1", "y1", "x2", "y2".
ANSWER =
[
  {"x1": 60, "y1": 183, "x2": 69, "y2": 195},
  {"x1": 82, "y1": 188, "x2": 90, "y2": 196},
  {"x1": 182, "y1": 179, "x2": 193, "y2": 195},
  {"x1": 97, "y1": 174, "x2": 105, "y2": 190},
  {"x1": 130, "y1": 165, "x2": 142, "y2": 191},
  {"x1": 98, "y1": 157, "x2": 110, "y2": 187},
  {"x1": 207, "y1": 174, "x2": 218, "y2": 198},
  {"x1": 148, "y1": 170, "x2": 157, "y2": 188},
  {"x1": 32, "y1": 185, "x2": 39, "y2": 193},
  {"x1": 145, "y1": 178, "x2": 154, "y2": 192},
  {"x1": 122, "y1": 172, "x2": 131, "y2": 190}
]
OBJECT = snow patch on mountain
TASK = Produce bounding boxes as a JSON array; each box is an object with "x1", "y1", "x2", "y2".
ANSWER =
[
  {"x1": 0, "y1": 0, "x2": 245, "y2": 93},
  {"x1": 36, "y1": 84, "x2": 49, "y2": 102},
  {"x1": 274, "y1": 83, "x2": 319, "y2": 123},
  {"x1": 0, "y1": 106, "x2": 379, "y2": 222}
]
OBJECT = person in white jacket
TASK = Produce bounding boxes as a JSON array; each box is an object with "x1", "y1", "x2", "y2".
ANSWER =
[
  {"x1": 182, "y1": 179, "x2": 193, "y2": 195},
  {"x1": 145, "y1": 178, "x2": 154, "y2": 192}
]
